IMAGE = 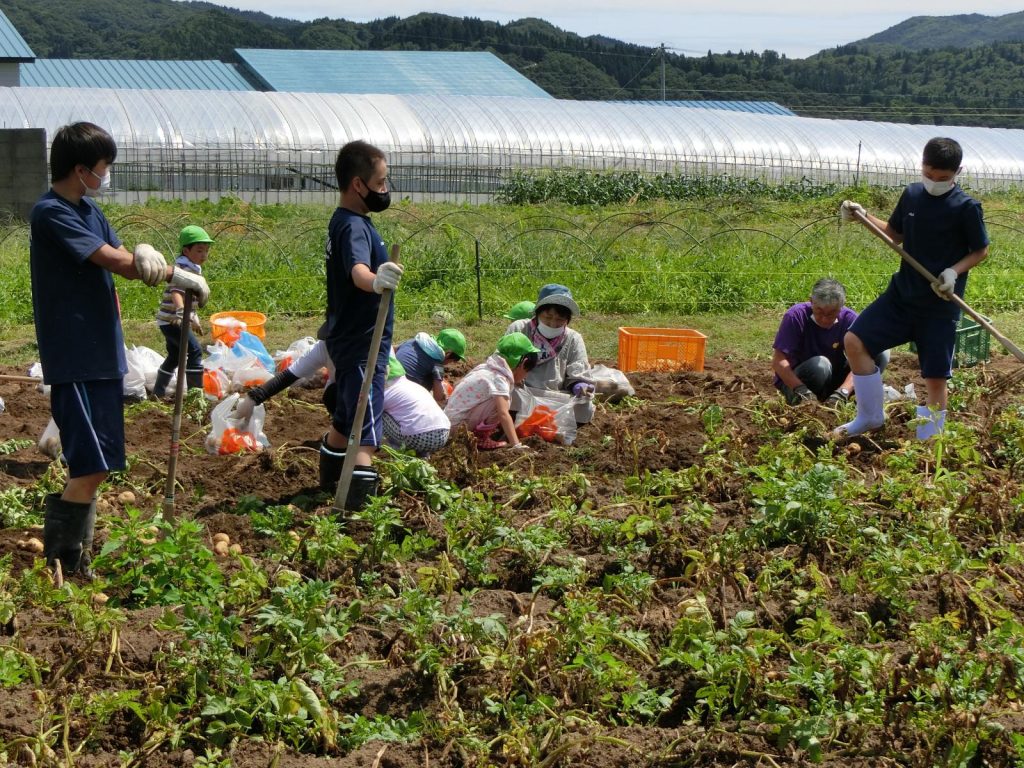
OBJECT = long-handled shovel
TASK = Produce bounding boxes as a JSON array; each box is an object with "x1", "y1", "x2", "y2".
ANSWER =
[
  {"x1": 162, "y1": 290, "x2": 194, "y2": 520},
  {"x1": 334, "y1": 244, "x2": 400, "y2": 513},
  {"x1": 853, "y1": 209, "x2": 1024, "y2": 391}
]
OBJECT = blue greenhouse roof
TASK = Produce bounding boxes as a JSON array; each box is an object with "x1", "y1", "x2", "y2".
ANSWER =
[
  {"x1": 0, "y1": 9, "x2": 34, "y2": 61},
  {"x1": 619, "y1": 100, "x2": 795, "y2": 115},
  {"x1": 235, "y1": 49, "x2": 552, "y2": 98},
  {"x1": 19, "y1": 59, "x2": 253, "y2": 90}
]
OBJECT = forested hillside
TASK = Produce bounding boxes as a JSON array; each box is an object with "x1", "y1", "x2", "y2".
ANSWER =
[{"x1": 4, "y1": 0, "x2": 1024, "y2": 127}]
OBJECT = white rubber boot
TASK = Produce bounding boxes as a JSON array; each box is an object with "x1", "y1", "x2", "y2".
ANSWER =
[
  {"x1": 833, "y1": 369, "x2": 884, "y2": 437},
  {"x1": 915, "y1": 405, "x2": 947, "y2": 440}
]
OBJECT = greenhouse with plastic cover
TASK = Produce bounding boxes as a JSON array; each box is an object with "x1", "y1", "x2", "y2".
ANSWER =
[{"x1": 2, "y1": 85, "x2": 1024, "y2": 204}]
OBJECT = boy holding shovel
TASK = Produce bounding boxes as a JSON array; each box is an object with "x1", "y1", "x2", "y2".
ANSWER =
[
  {"x1": 318, "y1": 140, "x2": 403, "y2": 509},
  {"x1": 837, "y1": 137, "x2": 989, "y2": 439},
  {"x1": 30, "y1": 122, "x2": 209, "y2": 578}
]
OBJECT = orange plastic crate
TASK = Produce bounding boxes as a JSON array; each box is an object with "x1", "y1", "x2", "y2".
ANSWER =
[{"x1": 617, "y1": 327, "x2": 707, "y2": 372}]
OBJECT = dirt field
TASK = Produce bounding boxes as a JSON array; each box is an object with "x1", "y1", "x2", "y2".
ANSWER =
[{"x1": 1, "y1": 351, "x2": 1023, "y2": 767}]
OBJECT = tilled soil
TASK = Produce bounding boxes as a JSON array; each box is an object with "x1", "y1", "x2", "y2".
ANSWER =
[{"x1": 1, "y1": 351, "x2": 1023, "y2": 767}]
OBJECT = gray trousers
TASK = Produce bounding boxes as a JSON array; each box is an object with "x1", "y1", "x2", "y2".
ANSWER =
[{"x1": 780, "y1": 350, "x2": 890, "y2": 403}]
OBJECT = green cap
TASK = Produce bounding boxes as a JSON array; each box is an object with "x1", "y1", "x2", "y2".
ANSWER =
[
  {"x1": 435, "y1": 328, "x2": 466, "y2": 360},
  {"x1": 387, "y1": 350, "x2": 406, "y2": 381},
  {"x1": 503, "y1": 300, "x2": 536, "y2": 320},
  {"x1": 179, "y1": 225, "x2": 214, "y2": 248},
  {"x1": 496, "y1": 332, "x2": 540, "y2": 369}
]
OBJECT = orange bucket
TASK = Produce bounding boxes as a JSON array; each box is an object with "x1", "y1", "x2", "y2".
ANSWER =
[{"x1": 210, "y1": 311, "x2": 266, "y2": 345}]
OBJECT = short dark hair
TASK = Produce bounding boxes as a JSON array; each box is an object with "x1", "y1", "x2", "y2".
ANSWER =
[
  {"x1": 49, "y1": 122, "x2": 117, "y2": 183},
  {"x1": 536, "y1": 304, "x2": 571, "y2": 321},
  {"x1": 334, "y1": 140, "x2": 386, "y2": 191},
  {"x1": 521, "y1": 351, "x2": 539, "y2": 371},
  {"x1": 922, "y1": 137, "x2": 962, "y2": 171}
]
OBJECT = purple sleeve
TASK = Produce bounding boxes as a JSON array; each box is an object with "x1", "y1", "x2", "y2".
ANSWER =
[{"x1": 772, "y1": 306, "x2": 804, "y2": 360}]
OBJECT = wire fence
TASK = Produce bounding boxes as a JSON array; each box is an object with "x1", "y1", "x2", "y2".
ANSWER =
[{"x1": 98, "y1": 144, "x2": 1024, "y2": 206}]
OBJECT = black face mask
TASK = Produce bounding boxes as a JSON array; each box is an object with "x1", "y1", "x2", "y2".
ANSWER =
[{"x1": 359, "y1": 179, "x2": 391, "y2": 213}]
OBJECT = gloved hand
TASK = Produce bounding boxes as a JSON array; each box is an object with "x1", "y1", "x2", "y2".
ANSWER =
[
  {"x1": 931, "y1": 267, "x2": 957, "y2": 300},
  {"x1": 786, "y1": 384, "x2": 815, "y2": 405},
  {"x1": 572, "y1": 382, "x2": 595, "y2": 397},
  {"x1": 509, "y1": 442, "x2": 530, "y2": 451},
  {"x1": 231, "y1": 395, "x2": 256, "y2": 422},
  {"x1": 839, "y1": 200, "x2": 866, "y2": 223},
  {"x1": 372, "y1": 262, "x2": 404, "y2": 294},
  {"x1": 169, "y1": 267, "x2": 211, "y2": 308},
  {"x1": 824, "y1": 388, "x2": 849, "y2": 406},
  {"x1": 133, "y1": 244, "x2": 168, "y2": 287},
  {"x1": 190, "y1": 317, "x2": 203, "y2": 336}
]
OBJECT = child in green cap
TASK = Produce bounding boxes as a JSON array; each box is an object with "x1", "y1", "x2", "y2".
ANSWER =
[
  {"x1": 153, "y1": 225, "x2": 214, "y2": 398},
  {"x1": 444, "y1": 332, "x2": 539, "y2": 450},
  {"x1": 503, "y1": 300, "x2": 536, "y2": 321},
  {"x1": 395, "y1": 327, "x2": 467, "y2": 405}
]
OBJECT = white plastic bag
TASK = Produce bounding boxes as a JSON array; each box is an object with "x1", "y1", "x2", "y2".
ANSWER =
[
  {"x1": 125, "y1": 345, "x2": 174, "y2": 394},
  {"x1": 39, "y1": 418, "x2": 61, "y2": 459},
  {"x1": 204, "y1": 393, "x2": 270, "y2": 455},
  {"x1": 123, "y1": 345, "x2": 150, "y2": 399},
  {"x1": 514, "y1": 387, "x2": 578, "y2": 446},
  {"x1": 583, "y1": 364, "x2": 635, "y2": 402},
  {"x1": 204, "y1": 340, "x2": 272, "y2": 396},
  {"x1": 273, "y1": 337, "x2": 316, "y2": 372},
  {"x1": 28, "y1": 362, "x2": 49, "y2": 395}
]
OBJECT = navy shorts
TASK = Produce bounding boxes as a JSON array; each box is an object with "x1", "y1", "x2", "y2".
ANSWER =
[
  {"x1": 850, "y1": 291, "x2": 958, "y2": 379},
  {"x1": 50, "y1": 379, "x2": 126, "y2": 478},
  {"x1": 331, "y1": 363, "x2": 385, "y2": 448}
]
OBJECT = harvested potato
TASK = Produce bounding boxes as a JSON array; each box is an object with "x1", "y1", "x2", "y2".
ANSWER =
[
  {"x1": 19, "y1": 537, "x2": 44, "y2": 553},
  {"x1": 117, "y1": 490, "x2": 136, "y2": 506},
  {"x1": 213, "y1": 541, "x2": 229, "y2": 556},
  {"x1": 228, "y1": 543, "x2": 242, "y2": 555},
  {"x1": 212, "y1": 532, "x2": 230, "y2": 546}
]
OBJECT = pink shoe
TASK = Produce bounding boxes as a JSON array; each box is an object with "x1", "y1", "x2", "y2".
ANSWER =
[{"x1": 476, "y1": 435, "x2": 508, "y2": 450}]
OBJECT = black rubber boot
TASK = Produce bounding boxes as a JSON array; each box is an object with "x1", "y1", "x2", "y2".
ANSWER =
[
  {"x1": 42, "y1": 494, "x2": 92, "y2": 578},
  {"x1": 344, "y1": 466, "x2": 380, "y2": 512},
  {"x1": 153, "y1": 368, "x2": 173, "y2": 398},
  {"x1": 319, "y1": 436, "x2": 345, "y2": 492},
  {"x1": 78, "y1": 499, "x2": 97, "y2": 580},
  {"x1": 185, "y1": 368, "x2": 204, "y2": 390}
]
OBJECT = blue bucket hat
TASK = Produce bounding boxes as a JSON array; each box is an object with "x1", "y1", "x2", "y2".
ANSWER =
[{"x1": 535, "y1": 284, "x2": 580, "y2": 318}]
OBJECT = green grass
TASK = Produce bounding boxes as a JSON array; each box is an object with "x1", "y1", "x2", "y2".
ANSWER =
[{"x1": 3, "y1": 192, "x2": 1024, "y2": 368}]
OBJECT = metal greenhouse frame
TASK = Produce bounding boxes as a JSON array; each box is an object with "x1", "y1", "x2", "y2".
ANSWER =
[{"x1": 2, "y1": 86, "x2": 1024, "y2": 203}]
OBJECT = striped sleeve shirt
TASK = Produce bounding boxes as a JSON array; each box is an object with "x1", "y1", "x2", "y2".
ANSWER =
[{"x1": 155, "y1": 254, "x2": 202, "y2": 326}]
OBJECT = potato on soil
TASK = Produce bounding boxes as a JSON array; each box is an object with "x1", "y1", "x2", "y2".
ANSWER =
[
  {"x1": 117, "y1": 490, "x2": 136, "y2": 506},
  {"x1": 213, "y1": 541, "x2": 229, "y2": 556},
  {"x1": 212, "y1": 532, "x2": 230, "y2": 546}
]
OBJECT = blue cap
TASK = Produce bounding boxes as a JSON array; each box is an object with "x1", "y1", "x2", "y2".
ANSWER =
[{"x1": 535, "y1": 284, "x2": 580, "y2": 317}]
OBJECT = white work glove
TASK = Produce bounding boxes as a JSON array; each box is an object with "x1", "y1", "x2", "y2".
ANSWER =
[
  {"x1": 169, "y1": 267, "x2": 211, "y2": 308},
  {"x1": 509, "y1": 442, "x2": 530, "y2": 452},
  {"x1": 839, "y1": 200, "x2": 866, "y2": 223},
  {"x1": 156, "y1": 307, "x2": 183, "y2": 326},
  {"x1": 231, "y1": 395, "x2": 256, "y2": 423},
  {"x1": 190, "y1": 317, "x2": 203, "y2": 336},
  {"x1": 133, "y1": 244, "x2": 167, "y2": 287},
  {"x1": 931, "y1": 267, "x2": 958, "y2": 300},
  {"x1": 372, "y1": 262, "x2": 404, "y2": 294}
]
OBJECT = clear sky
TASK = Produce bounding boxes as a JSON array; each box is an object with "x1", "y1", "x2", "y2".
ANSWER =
[{"x1": 209, "y1": 1, "x2": 1024, "y2": 58}]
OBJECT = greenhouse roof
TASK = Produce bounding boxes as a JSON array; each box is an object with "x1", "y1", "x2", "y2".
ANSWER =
[
  {"x1": 618, "y1": 100, "x2": 795, "y2": 115},
  {"x1": 19, "y1": 59, "x2": 254, "y2": 90},
  {"x1": 2, "y1": 86, "x2": 1023, "y2": 187},
  {"x1": 0, "y1": 9, "x2": 34, "y2": 61},
  {"x1": 235, "y1": 49, "x2": 552, "y2": 99}
]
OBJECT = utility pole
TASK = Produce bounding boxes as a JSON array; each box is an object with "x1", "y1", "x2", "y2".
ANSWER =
[{"x1": 660, "y1": 43, "x2": 666, "y2": 101}]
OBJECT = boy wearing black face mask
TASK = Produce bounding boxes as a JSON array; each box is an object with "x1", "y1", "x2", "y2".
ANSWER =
[
  {"x1": 30, "y1": 122, "x2": 209, "y2": 580},
  {"x1": 318, "y1": 140, "x2": 404, "y2": 510},
  {"x1": 504, "y1": 283, "x2": 596, "y2": 425},
  {"x1": 835, "y1": 136, "x2": 989, "y2": 440}
]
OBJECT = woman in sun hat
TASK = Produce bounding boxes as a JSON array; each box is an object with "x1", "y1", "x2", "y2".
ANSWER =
[{"x1": 505, "y1": 283, "x2": 595, "y2": 425}]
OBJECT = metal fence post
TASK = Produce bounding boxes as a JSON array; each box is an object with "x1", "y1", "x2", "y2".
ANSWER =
[{"x1": 475, "y1": 238, "x2": 483, "y2": 320}]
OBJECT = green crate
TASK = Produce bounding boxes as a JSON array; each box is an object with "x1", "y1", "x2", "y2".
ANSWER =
[{"x1": 908, "y1": 316, "x2": 991, "y2": 368}]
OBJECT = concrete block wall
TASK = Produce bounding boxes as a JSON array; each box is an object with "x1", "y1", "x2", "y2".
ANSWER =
[{"x1": 0, "y1": 128, "x2": 46, "y2": 221}]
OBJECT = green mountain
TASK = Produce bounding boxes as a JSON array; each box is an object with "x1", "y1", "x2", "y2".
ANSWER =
[
  {"x1": 855, "y1": 11, "x2": 1024, "y2": 50},
  {"x1": 4, "y1": 0, "x2": 1024, "y2": 129}
]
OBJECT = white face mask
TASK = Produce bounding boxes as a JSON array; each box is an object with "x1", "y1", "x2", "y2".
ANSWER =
[
  {"x1": 921, "y1": 174, "x2": 955, "y2": 196},
  {"x1": 536, "y1": 321, "x2": 564, "y2": 339},
  {"x1": 82, "y1": 168, "x2": 111, "y2": 197}
]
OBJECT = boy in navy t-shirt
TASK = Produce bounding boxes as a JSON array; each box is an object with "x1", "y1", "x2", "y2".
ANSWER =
[
  {"x1": 30, "y1": 122, "x2": 210, "y2": 579},
  {"x1": 394, "y1": 328, "x2": 467, "y2": 405},
  {"x1": 836, "y1": 137, "x2": 989, "y2": 439},
  {"x1": 318, "y1": 140, "x2": 403, "y2": 510}
]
